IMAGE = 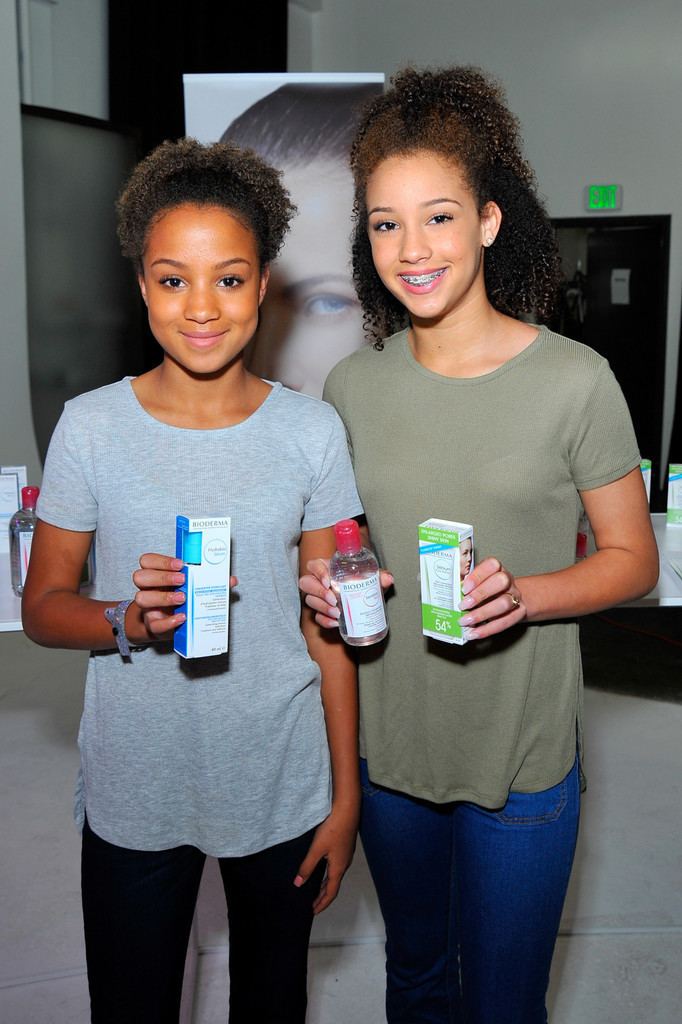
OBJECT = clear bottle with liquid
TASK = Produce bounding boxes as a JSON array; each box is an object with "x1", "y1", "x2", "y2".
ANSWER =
[
  {"x1": 9, "y1": 485, "x2": 40, "y2": 596},
  {"x1": 329, "y1": 519, "x2": 388, "y2": 646}
]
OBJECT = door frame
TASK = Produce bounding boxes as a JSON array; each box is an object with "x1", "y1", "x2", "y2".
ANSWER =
[{"x1": 551, "y1": 214, "x2": 671, "y2": 510}]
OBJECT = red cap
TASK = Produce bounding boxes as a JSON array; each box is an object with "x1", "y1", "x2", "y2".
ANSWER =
[
  {"x1": 21, "y1": 486, "x2": 40, "y2": 510},
  {"x1": 334, "y1": 518, "x2": 362, "y2": 555}
]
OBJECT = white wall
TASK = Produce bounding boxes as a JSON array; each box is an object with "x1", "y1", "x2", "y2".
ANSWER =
[
  {"x1": 16, "y1": 0, "x2": 108, "y2": 118},
  {"x1": 0, "y1": 1, "x2": 40, "y2": 482},
  {"x1": 288, "y1": 0, "x2": 682, "y2": 472},
  {"x1": 0, "y1": 0, "x2": 108, "y2": 483}
]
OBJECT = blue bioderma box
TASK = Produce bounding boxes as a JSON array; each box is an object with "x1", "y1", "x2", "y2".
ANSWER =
[{"x1": 174, "y1": 515, "x2": 231, "y2": 658}]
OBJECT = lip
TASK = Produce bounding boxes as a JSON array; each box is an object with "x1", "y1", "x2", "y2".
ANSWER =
[
  {"x1": 180, "y1": 330, "x2": 226, "y2": 347},
  {"x1": 398, "y1": 268, "x2": 447, "y2": 294}
]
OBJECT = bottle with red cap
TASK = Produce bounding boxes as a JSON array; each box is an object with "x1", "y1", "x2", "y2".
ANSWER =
[
  {"x1": 9, "y1": 485, "x2": 40, "y2": 597},
  {"x1": 329, "y1": 518, "x2": 388, "y2": 646}
]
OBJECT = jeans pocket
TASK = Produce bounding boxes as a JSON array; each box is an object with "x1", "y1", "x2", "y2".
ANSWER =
[
  {"x1": 493, "y1": 771, "x2": 572, "y2": 826},
  {"x1": 359, "y1": 758, "x2": 384, "y2": 798}
]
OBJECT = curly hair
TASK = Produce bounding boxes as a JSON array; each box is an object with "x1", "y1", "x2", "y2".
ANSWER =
[
  {"x1": 350, "y1": 66, "x2": 561, "y2": 343},
  {"x1": 116, "y1": 138, "x2": 295, "y2": 272}
]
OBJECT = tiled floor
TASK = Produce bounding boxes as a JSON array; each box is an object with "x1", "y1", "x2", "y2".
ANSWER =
[{"x1": 1, "y1": 617, "x2": 680, "y2": 1023}]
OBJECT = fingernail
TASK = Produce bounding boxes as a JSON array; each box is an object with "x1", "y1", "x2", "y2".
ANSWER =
[
  {"x1": 322, "y1": 577, "x2": 331, "y2": 590},
  {"x1": 326, "y1": 589, "x2": 336, "y2": 605},
  {"x1": 465, "y1": 629, "x2": 479, "y2": 641},
  {"x1": 173, "y1": 592, "x2": 186, "y2": 604},
  {"x1": 173, "y1": 573, "x2": 186, "y2": 584},
  {"x1": 459, "y1": 596, "x2": 474, "y2": 610},
  {"x1": 461, "y1": 579, "x2": 474, "y2": 595},
  {"x1": 293, "y1": 875, "x2": 304, "y2": 888},
  {"x1": 171, "y1": 558, "x2": 184, "y2": 570},
  {"x1": 459, "y1": 614, "x2": 474, "y2": 626},
  {"x1": 328, "y1": 606, "x2": 340, "y2": 619}
]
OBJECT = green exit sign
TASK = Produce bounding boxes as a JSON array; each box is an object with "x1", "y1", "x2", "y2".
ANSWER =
[{"x1": 584, "y1": 184, "x2": 622, "y2": 210}]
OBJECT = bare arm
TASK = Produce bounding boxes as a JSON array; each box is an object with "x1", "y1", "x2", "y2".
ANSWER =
[
  {"x1": 460, "y1": 468, "x2": 658, "y2": 637},
  {"x1": 294, "y1": 526, "x2": 360, "y2": 913},
  {"x1": 21, "y1": 520, "x2": 159, "y2": 649}
]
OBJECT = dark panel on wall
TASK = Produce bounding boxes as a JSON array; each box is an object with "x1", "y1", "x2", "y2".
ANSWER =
[
  {"x1": 21, "y1": 107, "x2": 142, "y2": 461},
  {"x1": 109, "y1": 0, "x2": 288, "y2": 157}
]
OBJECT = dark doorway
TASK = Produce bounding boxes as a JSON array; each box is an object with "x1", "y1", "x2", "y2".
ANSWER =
[{"x1": 551, "y1": 216, "x2": 670, "y2": 510}]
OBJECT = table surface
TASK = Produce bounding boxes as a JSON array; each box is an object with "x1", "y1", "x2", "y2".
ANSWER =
[{"x1": 2, "y1": 514, "x2": 681, "y2": 631}]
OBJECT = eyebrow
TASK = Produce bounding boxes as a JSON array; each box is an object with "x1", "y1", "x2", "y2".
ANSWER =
[
  {"x1": 149, "y1": 257, "x2": 252, "y2": 269},
  {"x1": 280, "y1": 274, "x2": 352, "y2": 301},
  {"x1": 368, "y1": 197, "x2": 463, "y2": 216}
]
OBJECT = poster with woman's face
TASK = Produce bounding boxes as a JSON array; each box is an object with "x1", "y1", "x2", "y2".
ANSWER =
[{"x1": 184, "y1": 73, "x2": 384, "y2": 398}]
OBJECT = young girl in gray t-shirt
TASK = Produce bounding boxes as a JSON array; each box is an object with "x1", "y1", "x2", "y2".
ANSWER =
[{"x1": 22, "y1": 139, "x2": 362, "y2": 1024}]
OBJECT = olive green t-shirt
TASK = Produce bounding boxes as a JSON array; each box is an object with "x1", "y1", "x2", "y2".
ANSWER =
[{"x1": 324, "y1": 326, "x2": 640, "y2": 806}]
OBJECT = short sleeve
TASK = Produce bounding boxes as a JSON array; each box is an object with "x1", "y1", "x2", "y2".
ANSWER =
[
  {"x1": 301, "y1": 407, "x2": 363, "y2": 532},
  {"x1": 37, "y1": 404, "x2": 98, "y2": 531},
  {"x1": 569, "y1": 361, "x2": 641, "y2": 491},
  {"x1": 322, "y1": 360, "x2": 353, "y2": 463}
]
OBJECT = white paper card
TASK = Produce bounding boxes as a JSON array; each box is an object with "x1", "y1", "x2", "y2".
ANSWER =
[
  {"x1": 0, "y1": 467, "x2": 28, "y2": 554},
  {"x1": 610, "y1": 268, "x2": 631, "y2": 305}
]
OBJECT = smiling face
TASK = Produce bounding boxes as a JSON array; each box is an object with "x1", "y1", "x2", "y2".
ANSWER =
[
  {"x1": 246, "y1": 160, "x2": 364, "y2": 397},
  {"x1": 365, "y1": 151, "x2": 500, "y2": 329},
  {"x1": 138, "y1": 203, "x2": 268, "y2": 379}
]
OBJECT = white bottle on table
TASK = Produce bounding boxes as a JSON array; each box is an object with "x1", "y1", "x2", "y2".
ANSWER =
[{"x1": 9, "y1": 486, "x2": 40, "y2": 596}]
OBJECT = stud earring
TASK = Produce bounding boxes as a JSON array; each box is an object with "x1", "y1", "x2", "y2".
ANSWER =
[{"x1": 484, "y1": 236, "x2": 494, "y2": 247}]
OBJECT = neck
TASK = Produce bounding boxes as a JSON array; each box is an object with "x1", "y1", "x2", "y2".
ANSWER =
[{"x1": 133, "y1": 356, "x2": 271, "y2": 429}]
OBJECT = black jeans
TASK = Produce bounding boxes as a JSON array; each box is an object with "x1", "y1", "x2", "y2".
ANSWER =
[{"x1": 81, "y1": 817, "x2": 325, "y2": 1024}]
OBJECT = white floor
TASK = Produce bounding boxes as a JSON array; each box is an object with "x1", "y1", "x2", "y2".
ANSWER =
[{"x1": 1, "y1": 629, "x2": 680, "y2": 1023}]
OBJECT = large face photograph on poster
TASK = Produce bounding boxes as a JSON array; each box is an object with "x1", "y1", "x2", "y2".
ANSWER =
[{"x1": 184, "y1": 73, "x2": 384, "y2": 398}]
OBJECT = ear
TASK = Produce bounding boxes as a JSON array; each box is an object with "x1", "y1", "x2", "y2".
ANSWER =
[
  {"x1": 258, "y1": 265, "x2": 270, "y2": 306},
  {"x1": 480, "y1": 201, "x2": 502, "y2": 248},
  {"x1": 137, "y1": 272, "x2": 148, "y2": 306}
]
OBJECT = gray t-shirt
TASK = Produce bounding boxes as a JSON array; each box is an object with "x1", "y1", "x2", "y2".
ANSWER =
[
  {"x1": 325, "y1": 326, "x2": 640, "y2": 806},
  {"x1": 38, "y1": 379, "x2": 362, "y2": 856}
]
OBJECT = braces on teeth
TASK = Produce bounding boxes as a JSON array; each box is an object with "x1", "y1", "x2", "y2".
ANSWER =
[{"x1": 401, "y1": 270, "x2": 445, "y2": 285}]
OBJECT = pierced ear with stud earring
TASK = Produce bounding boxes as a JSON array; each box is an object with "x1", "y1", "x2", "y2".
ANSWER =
[{"x1": 484, "y1": 236, "x2": 494, "y2": 247}]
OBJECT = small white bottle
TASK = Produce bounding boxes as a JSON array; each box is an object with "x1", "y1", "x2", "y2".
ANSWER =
[
  {"x1": 9, "y1": 485, "x2": 40, "y2": 597},
  {"x1": 329, "y1": 519, "x2": 388, "y2": 646}
]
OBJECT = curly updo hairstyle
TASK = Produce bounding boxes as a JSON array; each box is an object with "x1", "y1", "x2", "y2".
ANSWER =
[
  {"x1": 116, "y1": 138, "x2": 295, "y2": 272},
  {"x1": 350, "y1": 66, "x2": 561, "y2": 344}
]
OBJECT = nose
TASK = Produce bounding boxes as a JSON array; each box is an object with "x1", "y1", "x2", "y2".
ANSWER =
[
  {"x1": 184, "y1": 282, "x2": 220, "y2": 323},
  {"x1": 399, "y1": 223, "x2": 431, "y2": 264}
]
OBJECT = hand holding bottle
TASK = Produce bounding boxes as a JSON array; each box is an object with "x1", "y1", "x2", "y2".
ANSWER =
[{"x1": 300, "y1": 523, "x2": 394, "y2": 632}]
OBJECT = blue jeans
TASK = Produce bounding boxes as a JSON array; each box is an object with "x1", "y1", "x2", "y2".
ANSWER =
[{"x1": 359, "y1": 756, "x2": 580, "y2": 1024}]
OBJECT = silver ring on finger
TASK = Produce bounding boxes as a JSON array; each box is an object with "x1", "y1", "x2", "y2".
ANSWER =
[{"x1": 509, "y1": 592, "x2": 520, "y2": 609}]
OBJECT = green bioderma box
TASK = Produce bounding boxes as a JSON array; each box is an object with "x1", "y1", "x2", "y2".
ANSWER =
[
  {"x1": 419, "y1": 519, "x2": 474, "y2": 645},
  {"x1": 667, "y1": 464, "x2": 682, "y2": 525}
]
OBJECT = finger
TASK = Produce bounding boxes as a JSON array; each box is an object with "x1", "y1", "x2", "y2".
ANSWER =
[
  {"x1": 143, "y1": 608, "x2": 186, "y2": 635},
  {"x1": 303, "y1": 593, "x2": 337, "y2": 614},
  {"x1": 380, "y1": 570, "x2": 394, "y2": 590},
  {"x1": 461, "y1": 556, "x2": 505, "y2": 594},
  {"x1": 134, "y1": 588, "x2": 186, "y2": 610},
  {"x1": 133, "y1": 566, "x2": 186, "y2": 591},
  {"x1": 229, "y1": 576, "x2": 238, "y2": 589},
  {"x1": 460, "y1": 591, "x2": 523, "y2": 628},
  {"x1": 316, "y1": 611, "x2": 341, "y2": 629},
  {"x1": 293, "y1": 846, "x2": 324, "y2": 889},
  {"x1": 464, "y1": 602, "x2": 525, "y2": 640},
  {"x1": 300, "y1": 572, "x2": 337, "y2": 605},
  {"x1": 313, "y1": 867, "x2": 342, "y2": 914},
  {"x1": 460, "y1": 569, "x2": 512, "y2": 609},
  {"x1": 304, "y1": 558, "x2": 331, "y2": 589},
  {"x1": 138, "y1": 553, "x2": 184, "y2": 572}
]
